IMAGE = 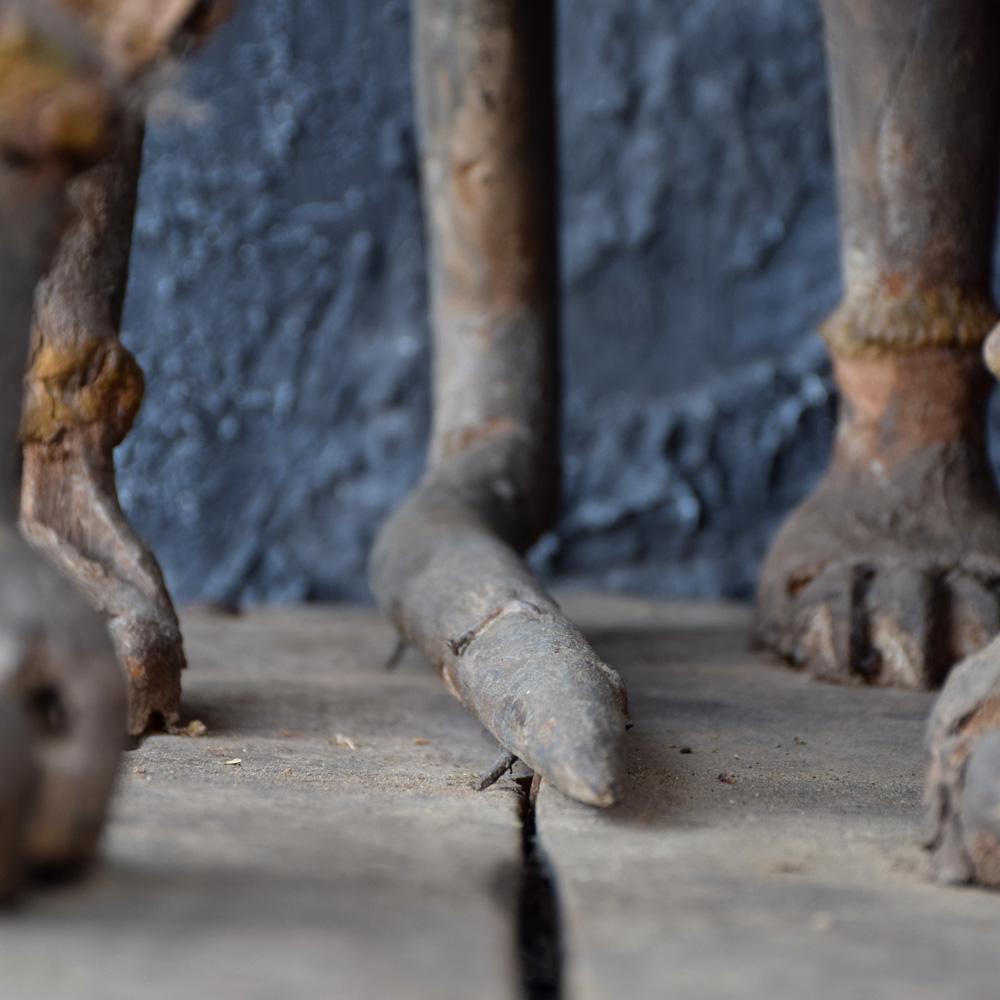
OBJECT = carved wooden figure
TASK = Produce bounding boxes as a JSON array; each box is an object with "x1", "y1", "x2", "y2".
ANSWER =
[
  {"x1": 17, "y1": 7, "x2": 229, "y2": 741},
  {"x1": 756, "y1": 0, "x2": 1000, "y2": 689},
  {"x1": 0, "y1": 0, "x2": 227, "y2": 897},
  {"x1": 371, "y1": 0, "x2": 629, "y2": 806},
  {"x1": 0, "y1": 0, "x2": 127, "y2": 896},
  {"x1": 752, "y1": 0, "x2": 1000, "y2": 889},
  {"x1": 8, "y1": 0, "x2": 1000, "y2": 896}
]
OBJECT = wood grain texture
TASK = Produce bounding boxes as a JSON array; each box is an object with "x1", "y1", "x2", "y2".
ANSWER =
[
  {"x1": 539, "y1": 594, "x2": 1000, "y2": 1000},
  {"x1": 7, "y1": 597, "x2": 1000, "y2": 996},
  {"x1": 0, "y1": 604, "x2": 522, "y2": 1000}
]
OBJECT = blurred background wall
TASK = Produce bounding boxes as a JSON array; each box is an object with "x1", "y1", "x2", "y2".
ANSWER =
[{"x1": 119, "y1": 0, "x2": 852, "y2": 605}]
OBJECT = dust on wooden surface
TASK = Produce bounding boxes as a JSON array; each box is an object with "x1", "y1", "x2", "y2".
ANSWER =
[{"x1": 4, "y1": 594, "x2": 1000, "y2": 1000}]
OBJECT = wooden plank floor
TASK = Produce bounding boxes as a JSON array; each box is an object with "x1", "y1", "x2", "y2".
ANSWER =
[
  {"x1": 0, "y1": 607, "x2": 524, "y2": 1000},
  {"x1": 539, "y1": 595, "x2": 1000, "y2": 1000},
  {"x1": 2, "y1": 595, "x2": 999, "y2": 999}
]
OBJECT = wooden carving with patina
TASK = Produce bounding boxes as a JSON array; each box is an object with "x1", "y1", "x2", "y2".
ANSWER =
[
  {"x1": 7, "y1": 0, "x2": 1000, "y2": 901},
  {"x1": 371, "y1": 0, "x2": 629, "y2": 806},
  {"x1": 0, "y1": 0, "x2": 228, "y2": 900},
  {"x1": 749, "y1": 0, "x2": 1000, "y2": 889},
  {"x1": 756, "y1": 0, "x2": 1000, "y2": 688}
]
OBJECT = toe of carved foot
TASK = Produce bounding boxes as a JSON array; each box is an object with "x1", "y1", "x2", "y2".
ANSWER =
[
  {"x1": 757, "y1": 559, "x2": 1000, "y2": 690},
  {"x1": 755, "y1": 488, "x2": 1000, "y2": 690}
]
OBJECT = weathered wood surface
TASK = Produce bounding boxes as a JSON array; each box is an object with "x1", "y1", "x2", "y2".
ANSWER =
[
  {"x1": 539, "y1": 594, "x2": 1000, "y2": 1000},
  {"x1": 6, "y1": 596, "x2": 1000, "y2": 999},
  {"x1": 0, "y1": 606, "x2": 522, "y2": 1000}
]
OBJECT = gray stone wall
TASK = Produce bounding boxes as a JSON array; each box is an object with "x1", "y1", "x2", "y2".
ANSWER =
[{"x1": 118, "y1": 1, "x2": 878, "y2": 604}]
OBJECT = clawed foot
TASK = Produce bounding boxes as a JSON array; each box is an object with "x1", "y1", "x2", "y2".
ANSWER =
[
  {"x1": 756, "y1": 470, "x2": 1000, "y2": 688},
  {"x1": 756, "y1": 351, "x2": 1000, "y2": 690},
  {"x1": 925, "y1": 633, "x2": 1000, "y2": 886},
  {"x1": 22, "y1": 431, "x2": 184, "y2": 735},
  {"x1": 0, "y1": 528, "x2": 125, "y2": 898}
]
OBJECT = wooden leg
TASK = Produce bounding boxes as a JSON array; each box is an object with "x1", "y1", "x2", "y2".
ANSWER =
[
  {"x1": 0, "y1": 0, "x2": 231, "y2": 894},
  {"x1": 756, "y1": 0, "x2": 1000, "y2": 690},
  {"x1": 21, "y1": 123, "x2": 186, "y2": 736},
  {"x1": 370, "y1": 0, "x2": 629, "y2": 806},
  {"x1": 0, "y1": 22, "x2": 125, "y2": 884}
]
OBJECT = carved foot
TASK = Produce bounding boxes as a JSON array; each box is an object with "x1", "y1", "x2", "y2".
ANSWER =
[
  {"x1": 925, "y1": 634, "x2": 1000, "y2": 886},
  {"x1": 21, "y1": 426, "x2": 184, "y2": 736},
  {"x1": 0, "y1": 527, "x2": 124, "y2": 889},
  {"x1": 756, "y1": 350, "x2": 1000, "y2": 689}
]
